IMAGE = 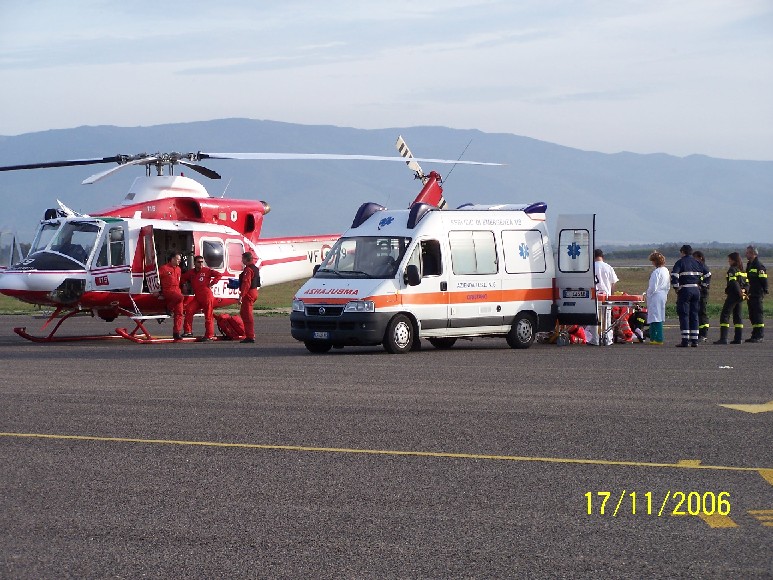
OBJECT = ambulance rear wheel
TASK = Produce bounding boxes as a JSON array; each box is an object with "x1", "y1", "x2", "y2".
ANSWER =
[
  {"x1": 506, "y1": 312, "x2": 536, "y2": 349},
  {"x1": 304, "y1": 340, "x2": 332, "y2": 354},
  {"x1": 383, "y1": 314, "x2": 413, "y2": 354},
  {"x1": 428, "y1": 337, "x2": 457, "y2": 350}
]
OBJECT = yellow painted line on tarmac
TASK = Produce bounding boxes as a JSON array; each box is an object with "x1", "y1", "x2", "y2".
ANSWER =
[
  {"x1": 749, "y1": 510, "x2": 773, "y2": 527},
  {"x1": 758, "y1": 469, "x2": 773, "y2": 487},
  {"x1": 1, "y1": 432, "x2": 771, "y2": 475},
  {"x1": 719, "y1": 400, "x2": 773, "y2": 414},
  {"x1": 697, "y1": 513, "x2": 739, "y2": 528}
]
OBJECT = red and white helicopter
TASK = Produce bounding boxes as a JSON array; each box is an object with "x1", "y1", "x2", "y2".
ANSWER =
[{"x1": 0, "y1": 138, "x2": 494, "y2": 342}]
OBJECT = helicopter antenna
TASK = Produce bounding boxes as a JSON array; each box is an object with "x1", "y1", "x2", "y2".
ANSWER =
[
  {"x1": 443, "y1": 139, "x2": 473, "y2": 185},
  {"x1": 220, "y1": 178, "x2": 232, "y2": 198}
]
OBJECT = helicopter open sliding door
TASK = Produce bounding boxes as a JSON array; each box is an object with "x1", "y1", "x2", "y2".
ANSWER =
[
  {"x1": 554, "y1": 214, "x2": 597, "y2": 325},
  {"x1": 132, "y1": 225, "x2": 160, "y2": 294}
]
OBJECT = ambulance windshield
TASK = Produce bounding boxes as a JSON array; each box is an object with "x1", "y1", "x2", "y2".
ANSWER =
[{"x1": 316, "y1": 236, "x2": 412, "y2": 279}]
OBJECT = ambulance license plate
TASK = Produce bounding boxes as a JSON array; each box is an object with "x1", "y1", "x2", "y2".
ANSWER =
[
  {"x1": 313, "y1": 331, "x2": 330, "y2": 339},
  {"x1": 563, "y1": 289, "x2": 590, "y2": 299}
]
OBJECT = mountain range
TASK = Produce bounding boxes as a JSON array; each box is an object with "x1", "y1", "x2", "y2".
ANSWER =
[{"x1": 1, "y1": 118, "x2": 771, "y2": 245}]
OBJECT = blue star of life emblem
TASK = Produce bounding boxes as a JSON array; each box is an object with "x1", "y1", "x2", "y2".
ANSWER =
[
  {"x1": 378, "y1": 216, "x2": 394, "y2": 230},
  {"x1": 567, "y1": 242, "x2": 582, "y2": 259},
  {"x1": 518, "y1": 243, "x2": 529, "y2": 259}
]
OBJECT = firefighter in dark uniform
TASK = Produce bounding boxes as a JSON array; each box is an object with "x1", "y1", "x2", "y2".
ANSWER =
[
  {"x1": 744, "y1": 245, "x2": 768, "y2": 343},
  {"x1": 692, "y1": 250, "x2": 711, "y2": 341},
  {"x1": 713, "y1": 252, "x2": 748, "y2": 345},
  {"x1": 671, "y1": 244, "x2": 711, "y2": 347}
]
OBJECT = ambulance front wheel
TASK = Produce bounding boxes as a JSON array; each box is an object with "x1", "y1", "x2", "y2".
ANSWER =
[
  {"x1": 506, "y1": 312, "x2": 536, "y2": 349},
  {"x1": 304, "y1": 340, "x2": 332, "y2": 354},
  {"x1": 383, "y1": 314, "x2": 414, "y2": 354}
]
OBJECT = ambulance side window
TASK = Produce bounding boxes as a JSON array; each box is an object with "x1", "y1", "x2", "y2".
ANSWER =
[
  {"x1": 406, "y1": 240, "x2": 442, "y2": 278},
  {"x1": 449, "y1": 231, "x2": 497, "y2": 275},
  {"x1": 502, "y1": 230, "x2": 547, "y2": 274},
  {"x1": 421, "y1": 240, "x2": 442, "y2": 276}
]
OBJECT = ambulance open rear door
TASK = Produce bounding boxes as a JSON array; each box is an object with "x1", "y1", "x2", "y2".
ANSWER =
[{"x1": 554, "y1": 214, "x2": 597, "y2": 325}]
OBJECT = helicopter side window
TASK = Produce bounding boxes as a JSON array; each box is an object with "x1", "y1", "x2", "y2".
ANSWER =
[
  {"x1": 227, "y1": 241, "x2": 244, "y2": 272},
  {"x1": 96, "y1": 239, "x2": 109, "y2": 267},
  {"x1": 109, "y1": 228, "x2": 125, "y2": 266},
  {"x1": 201, "y1": 239, "x2": 224, "y2": 270}
]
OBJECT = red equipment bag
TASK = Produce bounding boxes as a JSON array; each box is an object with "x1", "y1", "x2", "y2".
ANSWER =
[{"x1": 215, "y1": 313, "x2": 246, "y2": 340}]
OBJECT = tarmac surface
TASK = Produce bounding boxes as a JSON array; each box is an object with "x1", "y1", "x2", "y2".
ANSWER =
[{"x1": 0, "y1": 313, "x2": 771, "y2": 578}]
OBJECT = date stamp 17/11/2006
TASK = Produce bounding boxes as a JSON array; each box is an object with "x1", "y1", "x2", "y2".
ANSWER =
[{"x1": 585, "y1": 491, "x2": 730, "y2": 517}]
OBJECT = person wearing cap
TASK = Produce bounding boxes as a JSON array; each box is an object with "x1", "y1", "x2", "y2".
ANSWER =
[
  {"x1": 744, "y1": 245, "x2": 768, "y2": 342},
  {"x1": 584, "y1": 249, "x2": 619, "y2": 346},
  {"x1": 238, "y1": 251, "x2": 261, "y2": 344},
  {"x1": 671, "y1": 244, "x2": 711, "y2": 347},
  {"x1": 181, "y1": 255, "x2": 223, "y2": 341}
]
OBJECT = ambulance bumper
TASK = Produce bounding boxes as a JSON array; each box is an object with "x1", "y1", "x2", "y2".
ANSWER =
[{"x1": 290, "y1": 311, "x2": 393, "y2": 346}]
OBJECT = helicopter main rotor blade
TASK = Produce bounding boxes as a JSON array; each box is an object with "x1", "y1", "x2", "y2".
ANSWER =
[
  {"x1": 0, "y1": 156, "x2": 122, "y2": 172},
  {"x1": 178, "y1": 159, "x2": 221, "y2": 180},
  {"x1": 200, "y1": 152, "x2": 502, "y2": 166},
  {"x1": 82, "y1": 157, "x2": 158, "y2": 185}
]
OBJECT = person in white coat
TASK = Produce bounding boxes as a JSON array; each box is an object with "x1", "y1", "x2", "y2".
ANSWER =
[{"x1": 645, "y1": 251, "x2": 670, "y2": 344}]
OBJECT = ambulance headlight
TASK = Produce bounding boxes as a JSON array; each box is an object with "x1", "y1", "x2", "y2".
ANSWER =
[
  {"x1": 292, "y1": 299, "x2": 305, "y2": 312},
  {"x1": 344, "y1": 300, "x2": 375, "y2": 313}
]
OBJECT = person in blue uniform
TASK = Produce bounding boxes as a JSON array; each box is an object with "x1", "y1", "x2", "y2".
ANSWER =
[{"x1": 671, "y1": 244, "x2": 711, "y2": 347}]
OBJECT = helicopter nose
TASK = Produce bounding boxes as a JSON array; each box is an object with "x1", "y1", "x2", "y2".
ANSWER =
[
  {"x1": 0, "y1": 269, "x2": 37, "y2": 301},
  {"x1": 0, "y1": 269, "x2": 84, "y2": 304}
]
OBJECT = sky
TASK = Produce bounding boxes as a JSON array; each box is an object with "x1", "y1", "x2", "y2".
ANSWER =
[{"x1": 0, "y1": 0, "x2": 771, "y2": 160}]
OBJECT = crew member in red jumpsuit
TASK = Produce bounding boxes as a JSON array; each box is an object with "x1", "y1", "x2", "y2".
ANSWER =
[
  {"x1": 158, "y1": 252, "x2": 184, "y2": 341},
  {"x1": 181, "y1": 255, "x2": 223, "y2": 341},
  {"x1": 239, "y1": 251, "x2": 260, "y2": 343}
]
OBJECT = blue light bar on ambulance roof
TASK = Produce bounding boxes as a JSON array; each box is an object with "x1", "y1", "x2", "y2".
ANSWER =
[{"x1": 456, "y1": 202, "x2": 548, "y2": 214}]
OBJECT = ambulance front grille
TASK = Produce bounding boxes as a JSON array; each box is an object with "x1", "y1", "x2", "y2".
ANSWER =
[{"x1": 306, "y1": 306, "x2": 344, "y2": 317}]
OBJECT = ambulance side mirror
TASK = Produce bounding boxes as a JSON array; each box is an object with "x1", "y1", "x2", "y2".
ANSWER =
[{"x1": 405, "y1": 264, "x2": 421, "y2": 286}]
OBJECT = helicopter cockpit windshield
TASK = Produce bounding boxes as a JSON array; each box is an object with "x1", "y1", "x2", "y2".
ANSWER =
[
  {"x1": 24, "y1": 219, "x2": 103, "y2": 269},
  {"x1": 314, "y1": 236, "x2": 412, "y2": 279}
]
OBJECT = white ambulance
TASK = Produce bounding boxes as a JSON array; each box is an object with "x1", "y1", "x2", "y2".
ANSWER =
[{"x1": 290, "y1": 201, "x2": 597, "y2": 354}]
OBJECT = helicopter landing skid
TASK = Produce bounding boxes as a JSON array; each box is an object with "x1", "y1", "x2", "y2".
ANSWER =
[
  {"x1": 13, "y1": 326, "x2": 125, "y2": 342},
  {"x1": 13, "y1": 309, "x2": 125, "y2": 342}
]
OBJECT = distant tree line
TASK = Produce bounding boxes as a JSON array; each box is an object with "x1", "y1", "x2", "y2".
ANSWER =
[{"x1": 602, "y1": 242, "x2": 772, "y2": 261}]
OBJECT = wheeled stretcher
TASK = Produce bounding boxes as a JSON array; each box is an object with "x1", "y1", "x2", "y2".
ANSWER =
[{"x1": 597, "y1": 293, "x2": 645, "y2": 346}]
